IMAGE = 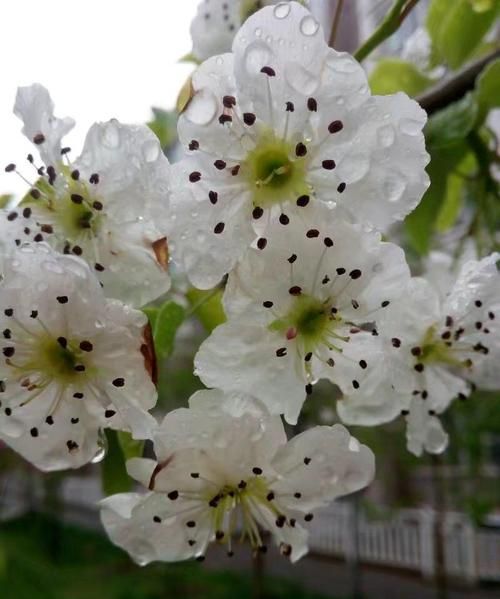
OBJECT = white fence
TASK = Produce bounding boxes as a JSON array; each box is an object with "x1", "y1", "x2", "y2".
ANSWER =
[
  {"x1": 1, "y1": 473, "x2": 500, "y2": 583},
  {"x1": 309, "y1": 503, "x2": 500, "y2": 583}
]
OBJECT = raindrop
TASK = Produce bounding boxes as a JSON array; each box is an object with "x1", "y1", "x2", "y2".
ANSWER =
[
  {"x1": 285, "y1": 63, "x2": 319, "y2": 95},
  {"x1": 377, "y1": 125, "x2": 395, "y2": 148},
  {"x1": 184, "y1": 89, "x2": 218, "y2": 125},
  {"x1": 91, "y1": 429, "x2": 108, "y2": 463},
  {"x1": 142, "y1": 140, "x2": 160, "y2": 163},
  {"x1": 102, "y1": 121, "x2": 120, "y2": 148},
  {"x1": 400, "y1": 118, "x2": 422, "y2": 136},
  {"x1": 274, "y1": 2, "x2": 291, "y2": 19},
  {"x1": 384, "y1": 173, "x2": 407, "y2": 203},
  {"x1": 300, "y1": 15, "x2": 319, "y2": 36},
  {"x1": 255, "y1": 27, "x2": 262, "y2": 37},
  {"x1": 243, "y1": 41, "x2": 273, "y2": 76}
]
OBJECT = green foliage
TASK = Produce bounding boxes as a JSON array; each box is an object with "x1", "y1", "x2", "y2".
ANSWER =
[
  {"x1": 424, "y1": 93, "x2": 479, "y2": 150},
  {"x1": 427, "y1": 0, "x2": 499, "y2": 69},
  {"x1": 369, "y1": 59, "x2": 433, "y2": 96},
  {"x1": 0, "y1": 516, "x2": 328, "y2": 599},
  {"x1": 475, "y1": 58, "x2": 500, "y2": 124},
  {"x1": 186, "y1": 287, "x2": 226, "y2": 332},
  {"x1": 147, "y1": 107, "x2": 177, "y2": 150},
  {"x1": 117, "y1": 431, "x2": 145, "y2": 462},
  {"x1": 101, "y1": 430, "x2": 134, "y2": 495},
  {"x1": 147, "y1": 300, "x2": 186, "y2": 360},
  {"x1": 405, "y1": 143, "x2": 469, "y2": 254}
]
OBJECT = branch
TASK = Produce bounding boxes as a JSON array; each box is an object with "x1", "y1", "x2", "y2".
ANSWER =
[
  {"x1": 354, "y1": 0, "x2": 421, "y2": 62},
  {"x1": 417, "y1": 49, "x2": 500, "y2": 115},
  {"x1": 328, "y1": 0, "x2": 345, "y2": 48}
]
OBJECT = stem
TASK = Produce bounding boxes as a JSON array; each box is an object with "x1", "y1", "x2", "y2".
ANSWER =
[
  {"x1": 354, "y1": 0, "x2": 421, "y2": 62},
  {"x1": 431, "y1": 454, "x2": 449, "y2": 599},
  {"x1": 417, "y1": 48, "x2": 500, "y2": 115},
  {"x1": 328, "y1": 0, "x2": 345, "y2": 48},
  {"x1": 185, "y1": 282, "x2": 225, "y2": 318}
]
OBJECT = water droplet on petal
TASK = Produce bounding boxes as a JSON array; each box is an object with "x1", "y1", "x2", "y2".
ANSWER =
[
  {"x1": 300, "y1": 15, "x2": 319, "y2": 36},
  {"x1": 243, "y1": 41, "x2": 273, "y2": 75},
  {"x1": 102, "y1": 121, "x2": 120, "y2": 149},
  {"x1": 339, "y1": 154, "x2": 370, "y2": 184},
  {"x1": 142, "y1": 140, "x2": 160, "y2": 163},
  {"x1": 327, "y1": 55, "x2": 357, "y2": 74},
  {"x1": 377, "y1": 125, "x2": 395, "y2": 148},
  {"x1": 91, "y1": 429, "x2": 108, "y2": 463},
  {"x1": 255, "y1": 27, "x2": 262, "y2": 37},
  {"x1": 285, "y1": 62, "x2": 319, "y2": 95},
  {"x1": 274, "y1": 2, "x2": 291, "y2": 19},
  {"x1": 216, "y1": 56, "x2": 224, "y2": 66},
  {"x1": 384, "y1": 174, "x2": 407, "y2": 203},
  {"x1": 184, "y1": 89, "x2": 218, "y2": 125},
  {"x1": 400, "y1": 118, "x2": 422, "y2": 136}
]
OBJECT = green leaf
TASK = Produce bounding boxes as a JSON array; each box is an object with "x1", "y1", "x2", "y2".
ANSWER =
[
  {"x1": 117, "y1": 431, "x2": 145, "y2": 461},
  {"x1": 405, "y1": 144, "x2": 468, "y2": 254},
  {"x1": 469, "y1": 0, "x2": 495, "y2": 12},
  {"x1": 186, "y1": 288, "x2": 226, "y2": 333},
  {"x1": 101, "y1": 430, "x2": 133, "y2": 495},
  {"x1": 424, "y1": 93, "x2": 478, "y2": 150},
  {"x1": 369, "y1": 59, "x2": 433, "y2": 97},
  {"x1": 435, "y1": 151, "x2": 477, "y2": 232},
  {"x1": 154, "y1": 301, "x2": 186, "y2": 359},
  {"x1": 475, "y1": 58, "x2": 500, "y2": 124},
  {"x1": 142, "y1": 305, "x2": 159, "y2": 331},
  {"x1": 147, "y1": 108, "x2": 177, "y2": 149},
  {"x1": 431, "y1": 0, "x2": 499, "y2": 69}
]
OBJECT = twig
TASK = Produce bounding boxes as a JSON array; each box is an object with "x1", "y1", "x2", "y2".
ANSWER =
[
  {"x1": 354, "y1": 0, "x2": 421, "y2": 62},
  {"x1": 328, "y1": 0, "x2": 345, "y2": 48},
  {"x1": 417, "y1": 48, "x2": 500, "y2": 115}
]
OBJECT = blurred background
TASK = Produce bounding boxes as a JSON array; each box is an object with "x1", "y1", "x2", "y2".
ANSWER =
[{"x1": 1, "y1": 1, "x2": 500, "y2": 598}]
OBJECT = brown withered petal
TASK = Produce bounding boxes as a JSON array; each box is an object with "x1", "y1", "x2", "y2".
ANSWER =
[
  {"x1": 152, "y1": 237, "x2": 169, "y2": 271},
  {"x1": 141, "y1": 323, "x2": 158, "y2": 386}
]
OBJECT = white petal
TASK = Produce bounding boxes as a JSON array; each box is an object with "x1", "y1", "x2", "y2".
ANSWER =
[
  {"x1": 153, "y1": 389, "x2": 287, "y2": 472},
  {"x1": 14, "y1": 84, "x2": 75, "y2": 166},
  {"x1": 195, "y1": 322, "x2": 307, "y2": 423},
  {"x1": 272, "y1": 424, "x2": 375, "y2": 511},
  {"x1": 101, "y1": 492, "x2": 204, "y2": 564},
  {"x1": 405, "y1": 397, "x2": 449, "y2": 457},
  {"x1": 190, "y1": 0, "x2": 241, "y2": 61},
  {"x1": 233, "y1": 2, "x2": 328, "y2": 127},
  {"x1": 168, "y1": 161, "x2": 255, "y2": 289}
]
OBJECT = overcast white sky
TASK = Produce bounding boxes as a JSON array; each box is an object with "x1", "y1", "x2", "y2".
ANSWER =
[{"x1": 0, "y1": 0, "x2": 199, "y2": 196}]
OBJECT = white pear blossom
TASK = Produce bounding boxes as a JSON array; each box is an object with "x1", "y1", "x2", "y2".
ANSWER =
[
  {"x1": 172, "y1": 1, "x2": 429, "y2": 288},
  {"x1": 101, "y1": 390, "x2": 374, "y2": 563},
  {"x1": 338, "y1": 254, "x2": 500, "y2": 456},
  {"x1": 0, "y1": 243, "x2": 157, "y2": 471},
  {"x1": 194, "y1": 203, "x2": 410, "y2": 423},
  {"x1": 190, "y1": 1, "x2": 309, "y2": 62},
  {"x1": 6, "y1": 83, "x2": 171, "y2": 307}
]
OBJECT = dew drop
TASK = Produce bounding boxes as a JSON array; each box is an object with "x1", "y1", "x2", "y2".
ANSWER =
[
  {"x1": 285, "y1": 62, "x2": 319, "y2": 95},
  {"x1": 243, "y1": 41, "x2": 273, "y2": 76},
  {"x1": 384, "y1": 173, "x2": 407, "y2": 203},
  {"x1": 400, "y1": 118, "x2": 422, "y2": 136},
  {"x1": 184, "y1": 89, "x2": 218, "y2": 125},
  {"x1": 255, "y1": 27, "x2": 262, "y2": 37},
  {"x1": 102, "y1": 121, "x2": 120, "y2": 148},
  {"x1": 91, "y1": 429, "x2": 108, "y2": 463},
  {"x1": 142, "y1": 140, "x2": 160, "y2": 163},
  {"x1": 300, "y1": 15, "x2": 319, "y2": 36},
  {"x1": 274, "y1": 2, "x2": 291, "y2": 18},
  {"x1": 377, "y1": 125, "x2": 395, "y2": 148}
]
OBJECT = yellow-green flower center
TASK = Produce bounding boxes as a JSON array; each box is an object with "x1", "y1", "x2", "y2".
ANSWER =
[
  {"x1": 243, "y1": 134, "x2": 309, "y2": 208},
  {"x1": 22, "y1": 168, "x2": 103, "y2": 243}
]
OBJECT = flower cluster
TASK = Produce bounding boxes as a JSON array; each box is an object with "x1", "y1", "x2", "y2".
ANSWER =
[{"x1": 1, "y1": 0, "x2": 499, "y2": 567}]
